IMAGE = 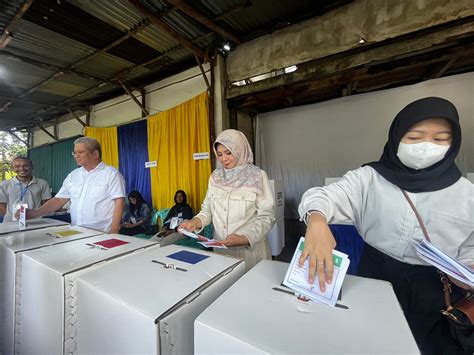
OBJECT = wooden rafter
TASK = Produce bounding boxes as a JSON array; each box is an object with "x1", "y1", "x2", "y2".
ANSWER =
[
  {"x1": 0, "y1": 0, "x2": 34, "y2": 48},
  {"x1": 117, "y1": 80, "x2": 149, "y2": 117},
  {"x1": 167, "y1": 0, "x2": 241, "y2": 44}
]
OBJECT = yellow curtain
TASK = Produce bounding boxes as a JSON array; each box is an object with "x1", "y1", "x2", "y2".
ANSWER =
[
  {"x1": 84, "y1": 126, "x2": 119, "y2": 169},
  {"x1": 147, "y1": 92, "x2": 211, "y2": 211}
]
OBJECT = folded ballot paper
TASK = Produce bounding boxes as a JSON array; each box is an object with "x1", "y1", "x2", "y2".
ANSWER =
[
  {"x1": 283, "y1": 237, "x2": 350, "y2": 307},
  {"x1": 178, "y1": 228, "x2": 228, "y2": 249},
  {"x1": 415, "y1": 239, "x2": 474, "y2": 287}
]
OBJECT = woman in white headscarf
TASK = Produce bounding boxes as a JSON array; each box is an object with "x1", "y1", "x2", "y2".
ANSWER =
[{"x1": 180, "y1": 129, "x2": 275, "y2": 270}]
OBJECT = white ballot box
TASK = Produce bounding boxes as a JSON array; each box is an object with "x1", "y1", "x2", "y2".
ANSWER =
[
  {"x1": 74, "y1": 245, "x2": 246, "y2": 355},
  {"x1": 0, "y1": 218, "x2": 69, "y2": 235},
  {"x1": 18, "y1": 234, "x2": 158, "y2": 355},
  {"x1": 195, "y1": 260, "x2": 419, "y2": 354},
  {"x1": 0, "y1": 225, "x2": 104, "y2": 355}
]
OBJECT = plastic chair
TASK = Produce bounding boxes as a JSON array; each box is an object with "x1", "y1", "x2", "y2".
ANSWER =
[
  {"x1": 202, "y1": 224, "x2": 214, "y2": 239},
  {"x1": 154, "y1": 208, "x2": 170, "y2": 229}
]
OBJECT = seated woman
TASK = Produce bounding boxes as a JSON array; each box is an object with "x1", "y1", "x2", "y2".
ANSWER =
[
  {"x1": 161, "y1": 190, "x2": 194, "y2": 236},
  {"x1": 151, "y1": 190, "x2": 193, "y2": 246},
  {"x1": 119, "y1": 191, "x2": 151, "y2": 236}
]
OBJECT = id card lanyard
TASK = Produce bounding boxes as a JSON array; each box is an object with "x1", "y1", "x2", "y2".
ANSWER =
[{"x1": 18, "y1": 182, "x2": 29, "y2": 204}]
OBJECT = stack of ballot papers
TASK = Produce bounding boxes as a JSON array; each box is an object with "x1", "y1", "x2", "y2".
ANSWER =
[
  {"x1": 283, "y1": 237, "x2": 350, "y2": 307},
  {"x1": 178, "y1": 228, "x2": 228, "y2": 249},
  {"x1": 415, "y1": 239, "x2": 474, "y2": 287}
]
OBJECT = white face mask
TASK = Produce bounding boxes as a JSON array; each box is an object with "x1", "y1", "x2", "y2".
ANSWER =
[{"x1": 397, "y1": 142, "x2": 450, "y2": 170}]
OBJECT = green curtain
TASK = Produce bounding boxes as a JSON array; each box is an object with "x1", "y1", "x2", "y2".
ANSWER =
[{"x1": 28, "y1": 136, "x2": 80, "y2": 193}]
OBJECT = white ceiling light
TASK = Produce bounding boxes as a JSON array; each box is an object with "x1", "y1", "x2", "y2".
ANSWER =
[
  {"x1": 284, "y1": 65, "x2": 297, "y2": 73},
  {"x1": 223, "y1": 42, "x2": 231, "y2": 51}
]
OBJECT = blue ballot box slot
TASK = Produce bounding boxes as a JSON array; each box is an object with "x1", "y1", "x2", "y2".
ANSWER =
[{"x1": 167, "y1": 250, "x2": 210, "y2": 264}]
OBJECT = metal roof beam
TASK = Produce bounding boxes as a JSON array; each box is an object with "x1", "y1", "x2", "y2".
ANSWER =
[
  {"x1": 194, "y1": 53, "x2": 211, "y2": 90},
  {"x1": 0, "y1": 0, "x2": 34, "y2": 49},
  {"x1": 129, "y1": 0, "x2": 205, "y2": 58},
  {"x1": 0, "y1": 94, "x2": 67, "y2": 108},
  {"x1": 0, "y1": 51, "x2": 105, "y2": 83},
  {"x1": 117, "y1": 79, "x2": 149, "y2": 116},
  {"x1": 67, "y1": 109, "x2": 87, "y2": 128},
  {"x1": 7, "y1": 130, "x2": 28, "y2": 146},
  {"x1": 167, "y1": 0, "x2": 241, "y2": 44},
  {"x1": 34, "y1": 121, "x2": 57, "y2": 140},
  {"x1": 0, "y1": 19, "x2": 154, "y2": 114}
]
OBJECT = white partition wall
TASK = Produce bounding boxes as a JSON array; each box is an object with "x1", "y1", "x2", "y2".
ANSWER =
[
  {"x1": 195, "y1": 260, "x2": 419, "y2": 354},
  {"x1": 18, "y1": 235, "x2": 158, "y2": 355},
  {"x1": 74, "y1": 245, "x2": 245, "y2": 355},
  {"x1": 0, "y1": 225, "x2": 102, "y2": 355},
  {"x1": 255, "y1": 73, "x2": 474, "y2": 217}
]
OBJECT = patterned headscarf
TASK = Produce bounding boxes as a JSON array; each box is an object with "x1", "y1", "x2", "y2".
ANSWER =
[{"x1": 210, "y1": 129, "x2": 263, "y2": 194}]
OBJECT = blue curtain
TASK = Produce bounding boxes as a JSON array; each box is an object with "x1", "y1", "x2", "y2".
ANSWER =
[
  {"x1": 118, "y1": 120, "x2": 152, "y2": 205},
  {"x1": 329, "y1": 224, "x2": 365, "y2": 275}
]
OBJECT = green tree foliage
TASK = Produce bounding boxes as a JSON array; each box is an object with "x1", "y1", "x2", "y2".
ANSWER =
[{"x1": 0, "y1": 131, "x2": 28, "y2": 181}]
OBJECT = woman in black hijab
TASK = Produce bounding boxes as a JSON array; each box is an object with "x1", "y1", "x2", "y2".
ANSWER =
[
  {"x1": 160, "y1": 190, "x2": 193, "y2": 236},
  {"x1": 298, "y1": 97, "x2": 473, "y2": 354}
]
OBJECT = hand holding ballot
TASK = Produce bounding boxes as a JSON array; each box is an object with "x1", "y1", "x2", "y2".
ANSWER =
[
  {"x1": 178, "y1": 218, "x2": 202, "y2": 233},
  {"x1": 298, "y1": 212, "x2": 337, "y2": 291},
  {"x1": 285, "y1": 237, "x2": 350, "y2": 307},
  {"x1": 178, "y1": 228, "x2": 228, "y2": 249}
]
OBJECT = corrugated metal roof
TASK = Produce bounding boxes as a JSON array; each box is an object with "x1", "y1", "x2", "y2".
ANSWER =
[
  {"x1": 10, "y1": 20, "x2": 96, "y2": 67},
  {"x1": 0, "y1": 0, "x2": 355, "y2": 131},
  {"x1": 69, "y1": 0, "x2": 144, "y2": 33},
  {"x1": 0, "y1": 0, "x2": 24, "y2": 34},
  {"x1": 71, "y1": 0, "x2": 194, "y2": 53},
  {"x1": 75, "y1": 52, "x2": 136, "y2": 80},
  {"x1": 0, "y1": 55, "x2": 55, "y2": 89}
]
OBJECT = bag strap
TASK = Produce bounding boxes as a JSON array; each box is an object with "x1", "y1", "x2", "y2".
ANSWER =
[
  {"x1": 400, "y1": 190, "x2": 456, "y2": 308},
  {"x1": 401, "y1": 189, "x2": 431, "y2": 242}
]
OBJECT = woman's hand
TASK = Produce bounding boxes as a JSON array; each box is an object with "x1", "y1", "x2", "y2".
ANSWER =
[
  {"x1": 122, "y1": 222, "x2": 134, "y2": 228},
  {"x1": 220, "y1": 233, "x2": 249, "y2": 247},
  {"x1": 178, "y1": 218, "x2": 202, "y2": 232},
  {"x1": 298, "y1": 213, "x2": 336, "y2": 292}
]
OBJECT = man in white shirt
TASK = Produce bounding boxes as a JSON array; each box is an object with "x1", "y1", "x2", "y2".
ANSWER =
[
  {"x1": 0, "y1": 157, "x2": 51, "y2": 222},
  {"x1": 23, "y1": 137, "x2": 125, "y2": 233}
]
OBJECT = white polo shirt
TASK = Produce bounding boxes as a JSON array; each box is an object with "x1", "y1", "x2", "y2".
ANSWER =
[{"x1": 56, "y1": 162, "x2": 125, "y2": 232}]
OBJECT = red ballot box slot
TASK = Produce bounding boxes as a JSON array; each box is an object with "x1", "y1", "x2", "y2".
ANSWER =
[{"x1": 93, "y1": 239, "x2": 130, "y2": 249}]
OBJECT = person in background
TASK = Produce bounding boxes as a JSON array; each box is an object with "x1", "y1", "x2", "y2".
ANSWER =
[
  {"x1": 20, "y1": 137, "x2": 126, "y2": 233},
  {"x1": 0, "y1": 157, "x2": 50, "y2": 222},
  {"x1": 179, "y1": 129, "x2": 275, "y2": 271},
  {"x1": 298, "y1": 97, "x2": 473, "y2": 354},
  {"x1": 119, "y1": 191, "x2": 151, "y2": 236},
  {"x1": 160, "y1": 190, "x2": 193, "y2": 237}
]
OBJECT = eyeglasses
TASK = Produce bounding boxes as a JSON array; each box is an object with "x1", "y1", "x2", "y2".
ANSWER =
[{"x1": 71, "y1": 150, "x2": 91, "y2": 156}]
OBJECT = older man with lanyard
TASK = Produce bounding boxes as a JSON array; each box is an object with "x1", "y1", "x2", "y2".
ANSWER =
[
  {"x1": 0, "y1": 157, "x2": 51, "y2": 222},
  {"x1": 23, "y1": 137, "x2": 125, "y2": 233}
]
